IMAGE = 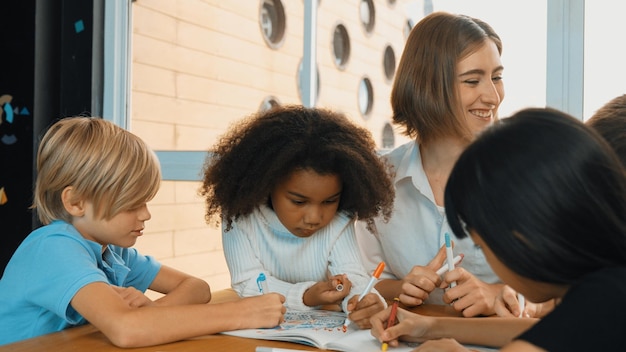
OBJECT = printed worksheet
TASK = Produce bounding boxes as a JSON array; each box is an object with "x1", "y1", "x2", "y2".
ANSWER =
[{"x1": 221, "y1": 309, "x2": 497, "y2": 351}]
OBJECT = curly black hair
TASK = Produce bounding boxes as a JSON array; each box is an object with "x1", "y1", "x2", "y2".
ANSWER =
[{"x1": 200, "y1": 105, "x2": 395, "y2": 232}]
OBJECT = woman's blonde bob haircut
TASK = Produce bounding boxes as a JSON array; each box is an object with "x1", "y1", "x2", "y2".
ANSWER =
[
  {"x1": 391, "y1": 12, "x2": 502, "y2": 144},
  {"x1": 33, "y1": 117, "x2": 161, "y2": 224}
]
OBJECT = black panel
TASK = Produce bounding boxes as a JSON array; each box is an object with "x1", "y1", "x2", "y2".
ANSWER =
[{"x1": 0, "y1": 0, "x2": 36, "y2": 276}]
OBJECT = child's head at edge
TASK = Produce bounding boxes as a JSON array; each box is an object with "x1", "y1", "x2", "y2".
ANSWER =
[{"x1": 586, "y1": 93, "x2": 626, "y2": 166}]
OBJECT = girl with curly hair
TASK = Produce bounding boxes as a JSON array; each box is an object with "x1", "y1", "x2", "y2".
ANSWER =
[{"x1": 200, "y1": 105, "x2": 395, "y2": 329}]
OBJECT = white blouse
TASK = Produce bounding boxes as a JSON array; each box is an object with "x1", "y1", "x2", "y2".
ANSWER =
[
  {"x1": 223, "y1": 204, "x2": 384, "y2": 311},
  {"x1": 356, "y1": 141, "x2": 499, "y2": 304}
]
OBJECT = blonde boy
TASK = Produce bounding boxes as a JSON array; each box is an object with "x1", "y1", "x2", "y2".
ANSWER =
[{"x1": 0, "y1": 117, "x2": 285, "y2": 347}]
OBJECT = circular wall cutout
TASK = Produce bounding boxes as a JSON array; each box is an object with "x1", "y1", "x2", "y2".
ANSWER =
[{"x1": 259, "y1": 0, "x2": 286, "y2": 49}]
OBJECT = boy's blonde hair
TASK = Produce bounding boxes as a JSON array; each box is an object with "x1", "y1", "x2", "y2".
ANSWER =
[{"x1": 33, "y1": 117, "x2": 161, "y2": 224}]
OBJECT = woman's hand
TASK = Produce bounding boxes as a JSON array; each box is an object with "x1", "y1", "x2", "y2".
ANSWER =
[{"x1": 399, "y1": 245, "x2": 453, "y2": 306}]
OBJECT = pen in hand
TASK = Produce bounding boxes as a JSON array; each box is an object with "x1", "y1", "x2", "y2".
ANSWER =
[
  {"x1": 342, "y1": 261, "x2": 385, "y2": 332},
  {"x1": 257, "y1": 273, "x2": 270, "y2": 294},
  {"x1": 435, "y1": 254, "x2": 462, "y2": 276},
  {"x1": 381, "y1": 297, "x2": 400, "y2": 352},
  {"x1": 444, "y1": 233, "x2": 457, "y2": 288},
  {"x1": 517, "y1": 293, "x2": 525, "y2": 318}
]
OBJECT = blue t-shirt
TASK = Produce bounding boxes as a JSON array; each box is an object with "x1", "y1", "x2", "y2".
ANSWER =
[{"x1": 0, "y1": 220, "x2": 161, "y2": 346}]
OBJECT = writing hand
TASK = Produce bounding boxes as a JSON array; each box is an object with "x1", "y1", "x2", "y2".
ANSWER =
[
  {"x1": 370, "y1": 306, "x2": 433, "y2": 347},
  {"x1": 345, "y1": 292, "x2": 385, "y2": 329},
  {"x1": 239, "y1": 293, "x2": 286, "y2": 328}
]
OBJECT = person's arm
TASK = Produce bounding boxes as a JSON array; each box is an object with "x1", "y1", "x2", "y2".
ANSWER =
[
  {"x1": 412, "y1": 338, "x2": 545, "y2": 352},
  {"x1": 374, "y1": 278, "x2": 404, "y2": 301},
  {"x1": 370, "y1": 306, "x2": 538, "y2": 349},
  {"x1": 148, "y1": 265, "x2": 211, "y2": 306},
  {"x1": 71, "y1": 282, "x2": 286, "y2": 348}
]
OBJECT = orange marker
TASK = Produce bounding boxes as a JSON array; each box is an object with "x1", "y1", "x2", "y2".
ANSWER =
[
  {"x1": 381, "y1": 297, "x2": 400, "y2": 352},
  {"x1": 332, "y1": 278, "x2": 344, "y2": 292},
  {"x1": 342, "y1": 261, "x2": 385, "y2": 332}
]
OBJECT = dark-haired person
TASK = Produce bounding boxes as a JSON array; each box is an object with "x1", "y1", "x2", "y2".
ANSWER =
[
  {"x1": 370, "y1": 107, "x2": 626, "y2": 351},
  {"x1": 495, "y1": 94, "x2": 626, "y2": 318}
]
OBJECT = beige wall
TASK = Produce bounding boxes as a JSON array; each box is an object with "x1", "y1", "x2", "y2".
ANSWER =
[{"x1": 129, "y1": 0, "x2": 415, "y2": 296}]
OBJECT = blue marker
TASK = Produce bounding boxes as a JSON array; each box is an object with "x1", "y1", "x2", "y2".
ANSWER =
[
  {"x1": 444, "y1": 233, "x2": 457, "y2": 288},
  {"x1": 256, "y1": 273, "x2": 270, "y2": 294}
]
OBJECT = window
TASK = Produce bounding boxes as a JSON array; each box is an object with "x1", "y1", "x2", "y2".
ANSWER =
[
  {"x1": 259, "y1": 0, "x2": 286, "y2": 49},
  {"x1": 383, "y1": 45, "x2": 396, "y2": 81},
  {"x1": 297, "y1": 60, "x2": 320, "y2": 106},
  {"x1": 382, "y1": 123, "x2": 395, "y2": 149},
  {"x1": 260, "y1": 96, "x2": 280, "y2": 112},
  {"x1": 359, "y1": 0, "x2": 375, "y2": 34},
  {"x1": 430, "y1": 1, "x2": 546, "y2": 119},
  {"x1": 424, "y1": 0, "x2": 433, "y2": 16},
  {"x1": 404, "y1": 19, "x2": 413, "y2": 40},
  {"x1": 358, "y1": 77, "x2": 373, "y2": 118},
  {"x1": 332, "y1": 23, "x2": 350, "y2": 69},
  {"x1": 583, "y1": 1, "x2": 626, "y2": 119}
]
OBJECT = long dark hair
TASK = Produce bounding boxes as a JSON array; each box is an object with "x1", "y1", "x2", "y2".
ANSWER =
[{"x1": 445, "y1": 107, "x2": 626, "y2": 284}]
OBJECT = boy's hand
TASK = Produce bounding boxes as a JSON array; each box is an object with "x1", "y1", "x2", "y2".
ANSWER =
[
  {"x1": 238, "y1": 293, "x2": 287, "y2": 329},
  {"x1": 111, "y1": 285, "x2": 154, "y2": 308}
]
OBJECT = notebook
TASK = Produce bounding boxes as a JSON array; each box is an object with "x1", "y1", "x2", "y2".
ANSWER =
[{"x1": 221, "y1": 310, "x2": 496, "y2": 351}]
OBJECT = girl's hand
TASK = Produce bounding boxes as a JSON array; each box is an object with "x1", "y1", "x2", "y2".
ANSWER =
[
  {"x1": 494, "y1": 285, "x2": 551, "y2": 318},
  {"x1": 303, "y1": 274, "x2": 351, "y2": 307},
  {"x1": 345, "y1": 292, "x2": 386, "y2": 329},
  {"x1": 370, "y1": 306, "x2": 434, "y2": 348},
  {"x1": 440, "y1": 269, "x2": 503, "y2": 317},
  {"x1": 494, "y1": 285, "x2": 533, "y2": 318},
  {"x1": 111, "y1": 285, "x2": 155, "y2": 308}
]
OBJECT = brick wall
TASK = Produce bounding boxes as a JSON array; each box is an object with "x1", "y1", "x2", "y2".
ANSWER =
[{"x1": 129, "y1": 0, "x2": 413, "y2": 297}]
